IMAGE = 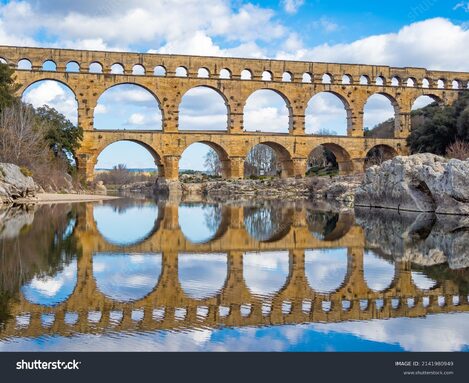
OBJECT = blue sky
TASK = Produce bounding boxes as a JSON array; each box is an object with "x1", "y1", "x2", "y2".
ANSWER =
[{"x1": 2, "y1": 0, "x2": 468, "y2": 169}]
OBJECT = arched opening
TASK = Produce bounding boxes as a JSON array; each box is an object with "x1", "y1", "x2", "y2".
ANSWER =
[
  {"x1": 307, "y1": 211, "x2": 353, "y2": 241},
  {"x1": 302, "y1": 72, "x2": 312, "y2": 83},
  {"x1": 437, "y1": 79, "x2": 445, "y2": 89},
  {"x1": 89, "y1": 62, "x2": 103, "y2": 73},
  {"x1": 375, "y1": 76, "x2": 385, "y2": 86},
  {"x1": 176, "y1": 66, "x2": 188, "y2": 77},
  {"x1": 18, "y1": 59, "x2": 32, "y2": 70},
  {"x1": 365, "y1": 145, "x2": 397, "y2": 168},
  {"x1": 111, "y1": 63, "x2": 124, "y2": 74},
  {"x1": 42, "y1": 60, "x2": 56, "y2": 71},
  {"x1": 411, "y1": 95, "x2": 442, "y2": 132},
  {"x1": 219, "y1": 68, "x2": 231, "y2": 79},
  {"x1": 452, "y1": 80, "x2": 460, "y2": 89},
  {"x1": 244, "y1": 205, "x2": 292, "y2": 241},
  {"x1": 179, "y1": 203, "x2": 225, "y2": 243},
  {"x1": 132, "y1": 64, "x2": 145, "y2": 75},
  {"x1": 21, "y1": 259, "x2": 77, "y2": 306},
  {"x1": 307, "y1": 143, "x2": 352, "y2": 176},
  {"x1": 262, "y1": 70, "x2": 272, "y2": 81},
  {"x1": 363, "y1": 93, "x2": 399, "y2": 138},
  {"x1": 93, "y1": 252, "x2": 162, "y2": 302},
  {"x1": 282, "y1": 71, "x2": 292, "y2": 82},
  {"x1": 94, "y1": 84, "x2": 162, "y2": 131},
  {"x1": 22, "y1": 80, "x2": 78, "y2": 126},
  {"x1": 179, "y1": 141, "x2": 229, "y2": 179},
  {"x1": 95, "y1": 141, "x2": 160, "y2": 188},
  {"x1": 179, "y1": 253, "x2": 227, "y2": 299},
  {"x1": 93, "y1": 199, "x2": 161, "y2": 245},
  {"x1": 359, "y1": 75, "x2": 370, "y2": 85},
  {"x1": 244, "y1": 142, "x2": 293, "y2": 178},
  {"x1": 244, "y1": 89, "x2": 290, "y2": 133},
  {"x1": 364, "y1": 250, "x2": 394, "y2": 292},
  {"x1": 422, "y1": 78, "x2": 430, "y2": 88},
  {"x1": 305, "y1": 248, "x2": 348, "y2": 293},
  {"x1": 0, "y1": 57, "x2": 7, "y2": 64},
  {"x1": 66, "y1": 61, "x2": 80, "y2": 72},
  {"x1": 197, "y1": 67, "x2": 210, "y2": 78},
  {"x1": 243, "y1": 251, "x2": 289, "y2": 297},
  {"x1": 391, "y1": 76, "x2": 400, "y2": 86},
  {"x1": 154, "y1": 65, "x2": 166, "y2": 76},
  {"x1": 241, "y1": 69, "x2": 252, "y2": 80},
  {"x1": 342, "y1": 74, "x2": 352, "y2": 84},
  {"x1": 178, "y1": 86, "x2": 228, "y2": 131},
  {"x1": 305, "y1": 92, "x2": 349, "y2": 136},
  {"x1": 411, "y1": 270, "x2": 437, "y2": 290},
  {"x1": 406, "y1": 78, "x2": 416, "y2": 87},
  {"x1": 322, "y1": 73, "x2": 332, "y2": 84}
]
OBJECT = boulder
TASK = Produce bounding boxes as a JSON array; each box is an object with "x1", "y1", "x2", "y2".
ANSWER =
[
  {"x1": 355, "y1": 154, "x2": 469, "y2": 215},
  {"x1": 0, "y1": 163, "x2": 37, "y2": 204},
  {"x1": 94, "y1": 180, "x2": 107, "y2": 195}
]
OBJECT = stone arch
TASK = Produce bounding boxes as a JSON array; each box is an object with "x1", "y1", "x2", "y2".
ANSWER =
[
  {"x1": 322, "y1": 73, "x2": 332, "y2": 84},
  {"x1": 93, "y1": 138, "x2": 163, "y2": 177},
  {"x1": 179, "y1": 140, "x2": 231, "y2": 178},
  {"x1": 243, "y1": 88, "x2": 292, "y2": 133},
  {"x1": 245, "y1": 141, "x2": 294, "y2": 178},
  {"x1": 89, "y1": 61, "x2": 103, "y2": 73},
  {"x1": 197, "y1": 67, "x2": 210, "y2": 78},
  {"x1": 307, "y1": 210, "x2": 354, "y2": 241},
  {"x1": 66, "y1": 61, "x2": 80, "y2": 72},
  {"x1": 422, "y1": 78, "x2": 430, "y2": 88},
  {"x1": 132, "y1": 64, "x2": 145, "y2": 75},
  {"x1": 365, "y1": 144, "x2": 398, "y2": 168},
  {"x1": 282, "y1": 71, "x2": 292, "y2": 82},
  {"x1": 111, "y1": 63, "x2": 125, "y2": 74},
  {"x1": 363, "y1": 92, "x2": 400, "y2": 138},
  {"x1": 302, "y1": 72, "x2": 312, "y2": 83},
  {"x1": 391, "y1": 76, "x2": 400, "y2": 86},
  {"x1": 406, "y1": 77, "x2": 417, "y2": 87},
  {"x1": 262, "y1": 70, "x2": 273, "y2": 81},
  {"x1": 20, "y1": 78, "x2": 79, "y2": 101},
  {"x1": 244, "y1": 206, "x2": 293, "y2": 242},
  {"x1": 154, "y1": 65, "x2": 166, "y2": 76},
  {"x1": 308, "y1": 143, "x2": 353, "y2": 175},
  {"x1": 0, "y1": 57, "x2": 7, "y2": 64},
  {"x1": 178, "y1": 85, "x2": 229, "y2": 131},
  {"x1": 241, "y1": 69, "x2": 252, "y2": 80},
  {"x1": 342, "y1": 74, "x2": 352, "y2": 84},
  {"x1": 305, "y1": 91, "x2": 351, "y2": 136},
  {"x1": 375, "y1": 76, "x2": 386, "y2": 86},
  {"x1": 219, "y1": 68, "x2": 231, "y2": 79},
  {"x1": 359, "y1": 75, "x2": 370, "y2": 85},
  {"x1": 94, "y1": 82, "x2": 163, "y2": 130},
  {"x1": 17, "y1": 58, "x2": 32, "y2": 70},
  {"x1": 42, "y1": 60, "x2": 57, "y2": 71}
]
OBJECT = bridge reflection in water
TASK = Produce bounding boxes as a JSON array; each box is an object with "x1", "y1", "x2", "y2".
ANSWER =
[{"x1": 0, "y1": 199, "x2": 468, "y2": 350}]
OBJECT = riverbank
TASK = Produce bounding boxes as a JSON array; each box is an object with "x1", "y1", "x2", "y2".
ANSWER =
[{"x1": 15, "y1": 193, "x2": 120, "y2": 204}]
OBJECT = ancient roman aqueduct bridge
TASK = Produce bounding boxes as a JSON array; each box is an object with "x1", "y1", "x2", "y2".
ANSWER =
[
  {"x1": 1, "y1": 202, "x2": 468, "y2": 338},
  {"x1": 1, "y1": 45, "x2": 468, "y2": 180}
]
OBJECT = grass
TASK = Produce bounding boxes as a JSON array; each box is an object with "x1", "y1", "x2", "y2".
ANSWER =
[{"x1": 20, "y1": 167, "x2": 33, "y2": 177}]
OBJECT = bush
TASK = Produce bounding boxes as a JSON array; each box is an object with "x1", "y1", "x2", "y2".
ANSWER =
[
  {"x1": 446, "y1": 140, "x2": 469, "y2": 160},
  {"x1": 20, "y1": 167, "x2": 33, "y2": 177}
]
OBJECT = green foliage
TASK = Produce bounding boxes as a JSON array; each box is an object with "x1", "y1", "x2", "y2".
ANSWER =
[
  {"x1": 35, "y1": 105, "x2": 83, "y2": 158},
  {"x1": 0, "y1": 63, "x2": 19, "y2": 111},
  {"x1": 407, "y1": 92, "x2": 469, "y2": 155},
  {"x1": 20, "y1": 166, "x2": 33, "y2": 177}
]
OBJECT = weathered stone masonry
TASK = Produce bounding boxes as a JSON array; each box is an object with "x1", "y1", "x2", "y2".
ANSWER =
[{"x1": 1, "y1": 45, "x2": 468, "y2": 181}]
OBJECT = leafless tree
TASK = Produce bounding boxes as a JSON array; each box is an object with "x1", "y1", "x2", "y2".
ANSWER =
[
  {"x1": 446, "y1": 140, "x2": 469, "y2": 160},
  {"x1": 245, "y1": 144, "x2": 278, "y2": 177},
  {"x1": 203, "y1": 148, "x2": 221, "y2": 175}
]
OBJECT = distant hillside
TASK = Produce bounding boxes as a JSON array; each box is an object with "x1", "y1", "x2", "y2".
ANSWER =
[{"x1": 364, "y1": 102, "x2": 438, "y2": 138}]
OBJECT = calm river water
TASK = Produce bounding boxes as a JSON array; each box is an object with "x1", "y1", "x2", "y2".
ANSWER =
[{"x1": 0, "y1": 197, "x2": 468, "y2": 351}]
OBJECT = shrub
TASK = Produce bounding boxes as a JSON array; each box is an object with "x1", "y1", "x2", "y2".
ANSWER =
[
  {"x1": 20, "y1": 167, "x2": 33, "y2": 177},
  {"x1": 446, "y1": 140, "x2": 469, "y2": 160}
]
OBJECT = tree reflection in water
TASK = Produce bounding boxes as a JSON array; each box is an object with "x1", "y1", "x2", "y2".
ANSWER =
[
  {"x1": 307, "y1": 210, "x2": 339, "y2": 240},
  {"x1": 244, "y1": 205, "x2": 291, "y2": 241}
]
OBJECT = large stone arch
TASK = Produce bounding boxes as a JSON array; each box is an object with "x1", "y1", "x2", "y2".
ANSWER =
[
  {"x1": 363, "y1": 91, "x2": 401, "y2": 138},
  {"x1": 82, "y1": 138, "x2": 163, "y2": 181},
  {"x1": 243, "y1": 88, "x2": 293, "y2": 133},
  {"x1": 365, "y1": 144, "x2": 398, "y2": 169},
  {"x1": 308, "y1": 142, "x2": 353, "y2": 175},
  {"x1": 177, "y1": 85, "x2": 230, "y2": 131},
  {"x1": 245, "y1": 140, "x2": 294, "y2": 178},
  {"x1": 19, "y1": 77, "x2": 79, "y2": 101},
  {"x1": 305, "y1": 90, "x2": 352, "y2": 135},
  {"x1": 93, "y1": 82, "x2": 164, "y2": 130}
]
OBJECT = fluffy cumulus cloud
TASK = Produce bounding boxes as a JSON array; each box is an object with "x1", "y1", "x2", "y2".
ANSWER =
[
  {"x1": 282, "y1": 0, "x2": 304, "y2": 14},
  {"x1": 277, "y1": 18, "x2": 469, "y2": 71}
]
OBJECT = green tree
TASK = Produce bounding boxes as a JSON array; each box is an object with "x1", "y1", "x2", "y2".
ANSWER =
[
  {"x1": 0, "y1": 63, "x2": 19, "y2": 110},
  {"x1": 35, "y1": 105, "x2": 83, "y2": 158}
]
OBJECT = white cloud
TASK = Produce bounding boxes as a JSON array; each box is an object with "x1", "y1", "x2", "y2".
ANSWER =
[
  {"x1": 312, "y1": 17, "x2": 339, "y2": 33},
  {"x1": 128, "y1": 113, "x2": 145, "y2": 125},
  {"x1": 277, "y1": 18, "x2": 469, "y2": 71},
  {"x1": 454, "y1": 2, "x2": 469, "y2": 12},
  {"x1": 282, "y1": 0, "x2": 304, "y2": 14}
]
